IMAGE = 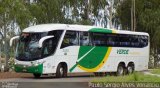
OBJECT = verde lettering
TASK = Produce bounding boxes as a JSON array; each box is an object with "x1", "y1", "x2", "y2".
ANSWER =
[{"x1": 117, "y1": 49, "x2": 129, "y2": 54}]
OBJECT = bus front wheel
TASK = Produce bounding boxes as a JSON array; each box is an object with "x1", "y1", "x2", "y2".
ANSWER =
[
  {"x1": 56, "y1": 64, "x2": 67, "y2": 78},
  {"x1": 33, "y1": 73, "x2": 41, "y2": 78}
]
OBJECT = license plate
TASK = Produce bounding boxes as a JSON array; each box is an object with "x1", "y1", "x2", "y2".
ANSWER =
[{"x1": 22, "y1": 69, "x2": 27, "y2": 72}]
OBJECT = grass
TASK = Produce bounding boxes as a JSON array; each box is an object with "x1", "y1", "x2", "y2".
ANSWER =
[
  {"x1": 150, "y1": 69, "x2": 160, "y2": 74},
  {"x1": 92, "y1": 72, "x2": 160, "y2": 82}
]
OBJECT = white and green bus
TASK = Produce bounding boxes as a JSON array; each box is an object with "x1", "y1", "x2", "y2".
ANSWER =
[{"x1": 10, "y1": 24, "x2": 149, "y2": 78}]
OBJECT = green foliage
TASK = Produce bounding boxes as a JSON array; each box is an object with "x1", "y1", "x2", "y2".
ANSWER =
[
  {"x1": 8, "y1": 57, "x2": 15, "y2": 70},
  {"x1": 92, "y1": 72, "x2": 160, "y2": 82},
  {"x1": 0, "y1": 0, "x2": 34, "y2": 71},
  {"x1": 28, "y1": 0, "x2": 65, "y2": 24},
  {"x1": 117, "y1": 0, "x2": 160, "y2": 67},
  {"x1": 117, "y1": 0, "x2": 160, "y2": 46},
  {"x1": 116, "y1": 0, "x2": 132, "y2": 30},
  {"x1": 0, "y1": 0, "x2": 32, "y2": 30},
  {"x1": 27, "y1": 0, "x2": 112, "y2": 25},
  {"x1": 150, "y1": 69, "x2": 160, "y2": 74},
  {"x1": 133, "y1": 72, "x2": 138, "y2": 81},
  {"x1": 0, "y1": 0, "x2": 116, "y2": 29}
]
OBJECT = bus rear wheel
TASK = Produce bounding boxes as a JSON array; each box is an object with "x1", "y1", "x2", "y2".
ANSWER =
[
  {"x1": 127, "y1": 64, "x2": 134, "y2": 74},
  {"x1": 117, "y1": 64, "x2": 125, "y2": 76},
  {"x1": 33, "y1": 73, "x2": 41, "y2": 78},
  {"x1": 56, "y1": 64, "x2": 67, "y2": 78}
]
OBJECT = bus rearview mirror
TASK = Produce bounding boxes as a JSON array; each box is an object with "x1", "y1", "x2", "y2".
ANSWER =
[
  {"x1": 10, "y1": 36, "x2": 20, "y2": 47},
  {"x1": 39, "y1": 36, "x2": 54, "y2": 48}
]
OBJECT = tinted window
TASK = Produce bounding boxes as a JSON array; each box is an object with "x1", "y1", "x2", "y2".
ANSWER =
[
  {"x1": 80, "y1": 32, "x2": 90, "y2": 46},
  {"x1": 61, "y1": 31, "x2": 79, "y2": 48},
  {"x1": 42, "y1": 38, "x2": 54, "y2": 57},
  {"x1": 42, "y1": 30, "x2": 63, "y2": 57},
  {"x1": 91, "y1": 33, "x2": 107, "y2": 46},
  {"x1": 90, "y1": 32, "x2": 148, "y2": 48}
]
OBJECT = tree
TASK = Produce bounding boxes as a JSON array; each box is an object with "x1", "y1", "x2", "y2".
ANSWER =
[
  {"x1": 27, "y1": 0, "x2": 123, "y2": 28},
  {"x1": 0, "y1": 0, "x2": 32, "y2": 71},
  {"x1": 28, "y1": 0, "x2": 67, "y2": 24},
  {"x1": 117, "y1": 0, "x2": 160, "y2": 68}
]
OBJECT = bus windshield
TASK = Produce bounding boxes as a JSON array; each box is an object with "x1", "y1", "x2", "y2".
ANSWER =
[
  {"x1": 16, "y1": 32, "x2": 48, "y2": 61},
  {"x1": 16, "y1": 30, "x2": 63, "y2": 61}
]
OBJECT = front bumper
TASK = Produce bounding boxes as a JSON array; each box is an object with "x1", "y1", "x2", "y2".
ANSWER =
[{"x1": 14, "y1": 64, "x2": 43, "y2": 74}]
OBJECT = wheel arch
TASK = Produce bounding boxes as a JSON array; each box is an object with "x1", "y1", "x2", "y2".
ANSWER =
[
  {"x1": 58, "y1": 62, "x2": 68, "y2": 72},
  {"x1": 118, "y1": 62, "x2": 126, "y2": 68},
  {"x1": 116, "y1": 61, "x2": 126, "y2": 76},
  {"x1": 127, "y1": 62, "x2": 135, "y2": 69}
]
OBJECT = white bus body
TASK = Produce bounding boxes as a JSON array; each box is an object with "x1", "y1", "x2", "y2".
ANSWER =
[{"x1": 10, "y1": 24, "x2": 149, "y2": 78}]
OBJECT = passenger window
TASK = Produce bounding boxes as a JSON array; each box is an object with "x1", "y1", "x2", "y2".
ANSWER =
[
  {"x1": 61, "y1": 31, "x2": 79, "y2": 48},
  {"x1": 42, "y1": 38, "x2": 54, "y2": 57},
  {"x1": 80, "y1": 32, "x2": 90, "y2": 46}
]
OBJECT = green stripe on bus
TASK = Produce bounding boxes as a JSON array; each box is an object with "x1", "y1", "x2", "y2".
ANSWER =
[
  {"x1": 69, "y1": 46, "x2": 108, "y2": 72},
  {"x1": 77, "y1": 46, "x2": 93, "y2": 60},
  {"x1": 14, "y1": 64, "x2": 43, "y2": 74},
  {"x1": 69, "y1": 63, "x2": 78, "y2": 72},
  {"x1": 78, "y1": 46, "x2": 108, "y2": 69},
  {"x1": 89, "y1": 28, "x2": 112, "y2": 33}
]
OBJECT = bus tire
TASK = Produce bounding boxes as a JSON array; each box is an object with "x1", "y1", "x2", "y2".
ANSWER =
[
  {"x1": 127, "y1": 64, "x2": 134, "y2": 74},
  {"x1": 33, "y1": 73, "x2": 41, "y2": 78},
  {"x1": 56, "y1": 64, "x2": 66, "y2": 78},
  {"x1": 117, "y1": 64, "x2": 125, "y2": 76}
]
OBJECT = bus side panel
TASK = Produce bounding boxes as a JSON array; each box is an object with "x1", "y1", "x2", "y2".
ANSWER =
[
  {"x1": 51, "y1": 46, "x2": 149, "y2": 74},
  {"x1": 101, "y1": 46, "x2": 149, "y2": 72},
  {"x1": 70, "y1": 46, "x2": 112, "y2": 73},
  {"x1": 54, "y1": 46, "x2": 80, "y2": 73},
  {"x1": 136, "y1": 46, "x2": 149, "y2": 71}
]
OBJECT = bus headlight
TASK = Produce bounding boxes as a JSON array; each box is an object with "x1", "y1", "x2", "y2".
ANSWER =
[
  {"x1": 34, "y1": 63, "x2": 39, "y2": 66},
  {"x1": 33, "y1": 61, "x2": 45, "y2": 66},
  {"x1": 23, "y1": 65, "x2": 26, "y2": 68},
  {"x1": 14, "y1": 62, "x2": 17, "y2": 65}
]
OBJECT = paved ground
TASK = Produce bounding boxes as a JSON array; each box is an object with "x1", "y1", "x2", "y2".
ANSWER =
[
  {"x1": 0, "y1": 72, "x2": 99, "y2": 88},
  {"x1": 0, "y1": 71, "x2": 159, "y2": 88},
  {"x1": 0, "y1": 75, "x2": 99, "y2": 82},
  {"x1": 0, "y1": 72, "x2": 98, "y2": 82},
  {"x1": 0, "y1": 72, "x2": 32, "y2": 79}
]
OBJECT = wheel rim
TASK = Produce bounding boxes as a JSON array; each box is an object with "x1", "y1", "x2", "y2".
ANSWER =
[
  {"x1": 128, "y1": 66, "x2": 133, "y2": 74},
  {"x1": 118, "y1": 66, "x2": 124, "y2": 75},
  {"x1": 60, "y1": 67, "x2": 64, "y2": 76}
]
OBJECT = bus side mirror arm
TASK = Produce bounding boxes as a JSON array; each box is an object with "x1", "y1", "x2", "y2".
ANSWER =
[
  {"x1": 39, "y1": 36, "x2": 54, "y2": 48},
  {"x1": 10, "y1": 36, "x2": 20, "y2": 47}
]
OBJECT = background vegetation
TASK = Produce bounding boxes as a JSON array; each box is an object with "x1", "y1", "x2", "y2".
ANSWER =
[{"x1": 92, "y1": 72, "x2": 160, "y2": 82}]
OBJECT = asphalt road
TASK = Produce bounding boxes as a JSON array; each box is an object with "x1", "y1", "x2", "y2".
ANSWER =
[
  {"x1": 0, "y1": 71, "x2": 153, "y2": 88},
  {"x1": 0, "y1": 73, "x2": 102, "y2": 88}
]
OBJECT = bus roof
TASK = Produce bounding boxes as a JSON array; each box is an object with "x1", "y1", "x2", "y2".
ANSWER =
[{"x1": 23, "y1": 24, "x2": 149, "y2": 36}]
